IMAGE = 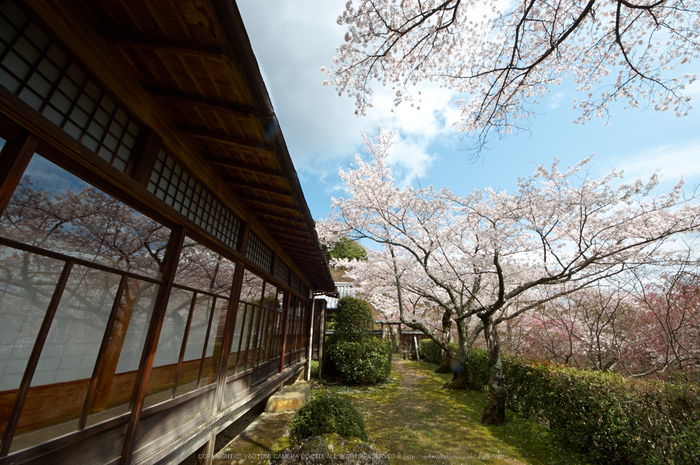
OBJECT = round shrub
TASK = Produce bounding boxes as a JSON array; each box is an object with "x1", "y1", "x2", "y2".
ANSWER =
[
  {"x1": 419, "y1": 339, "x2": 443, "y2": 364},
  {"x1": 332, "y1": 296, "x2": 373, "y2": 342},
  {"x1": 288, "y1": 394, "x2": 368, "y2": 443},
  {"x1": 328, "y1": 337, "x2": 392, "y2": 385}
]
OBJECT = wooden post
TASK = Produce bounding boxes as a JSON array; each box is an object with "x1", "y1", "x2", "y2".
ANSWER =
[
  {"x1": 128, "y1": 128, "x2": 162, "y2": 187},
  {"x1": 121, "y1": 227, "x2": 185, "y2": 465},
  {"x1": 278, "y1": 293, "x2": 291, "y2": 373},
  {"x1": 317, "y1": 300, "x2": 326, "y2": 380},
  {"x1": 304, "y1": 298, "x2": 316, "y2": 381},
  {"x1": 0, "y1": 133, "x2": 38, "y2": 215}
]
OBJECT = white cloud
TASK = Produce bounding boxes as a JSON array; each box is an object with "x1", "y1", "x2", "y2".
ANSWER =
[
  {"x1": 548, "y1": 92, "x2": 565, "y2": 110},
  {"x1": 602, "y1": 141, "x2": 700, "y2": 188},
  {"x1": 237, "y1": 0, "x2": 459, "y2": 187}
]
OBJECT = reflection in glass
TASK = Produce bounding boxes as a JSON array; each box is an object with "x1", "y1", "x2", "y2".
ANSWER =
[
  {"x1": 0, "y1": 154, "x2": 170, "y2": 277},
  {"x1": 240, "y1": 270, "x2": 263, "y2": 303},
  {"x1": 200, "y1": 297, "x2": 228, "y2": 386},
  {"x1": 144, "y1": 287, "x2": 191, "y2": 407},
  {"x1": 86, "y1": 279, "x2": 158, "y2": 427},
  {"x1": 228, "y1": 303, "x2": 246, "y2": 375},
  {"x1": 11, "y1": 265, "x2": 119, "y2": 452},
  {"x1": 0, "y1": 247, "x2": 62, "y2": 438},
  {"x1": 175, "y1": 238, "x2": 235, "y2": 295},
  {"x1": 175, "y1": 294, "x2": 212, "y2": 396}
]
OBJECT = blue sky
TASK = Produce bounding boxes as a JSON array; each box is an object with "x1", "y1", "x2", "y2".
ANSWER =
[{"x1": 237, "y1": 1, "x2": 700, "y2": 221}]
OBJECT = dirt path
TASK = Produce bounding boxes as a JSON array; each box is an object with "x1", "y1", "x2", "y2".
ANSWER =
[{"x1": 314, "y1": 360, "x2": 587, "y2": 465}]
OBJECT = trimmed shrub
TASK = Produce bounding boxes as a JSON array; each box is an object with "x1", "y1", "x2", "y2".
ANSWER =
[
  {"x1": 332, "y1": 296, "x2": 373, "y2": 342},
  {"x1": 419, "y1": 339, "x2": 443, "y2": 364},
  {"x1": 288, "y1": 394, "x2": 368, "y2": 443},
  {"x1": 422, "y1": 347, "x2": 700, "y2": 463},
  {"x1": 327, "y1": 337, "x2": 392, "y2": 385}
]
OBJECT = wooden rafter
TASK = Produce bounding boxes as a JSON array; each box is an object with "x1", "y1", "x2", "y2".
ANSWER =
[
  {"x1": 180, "y1": 125, "x2": 272, "y2": 151},
  {"x1": 247, "y1": 206, "x2": 302, "y2": 221},
  {"x1": 102, "y1": 32, "x2": 223, "y2": 59},
  {"x1": 228, "y1": 179, "x2": 292, "y2": 197},
  {"x1": 148, "y1": 88, "x2": 260, "y2": 120},
  {"x1": 244, "y1": 196, "x2": 298, "y2": 212},
  {"x1": 204, "y1": 155, "x2": 284, "y2": 178}
]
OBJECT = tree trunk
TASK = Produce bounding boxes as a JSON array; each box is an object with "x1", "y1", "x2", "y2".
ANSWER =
[
  {"x1": 481, "y1": 319, "x2": 506, "y2": 425},
  {"x1": 435, "y1": 309, "x2": 453, "y2": 373},
  {"x1": 441, "y1": 317, "x2": 470, "y2": 388}
]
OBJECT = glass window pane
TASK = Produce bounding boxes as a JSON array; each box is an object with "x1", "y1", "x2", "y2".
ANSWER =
[
  {"x1": 82, "y1": 278, "x2": 158, "y2": 428},
  {"x1": 201, "y1": 297, "x2": 228, "y2": 386},
  {"x1": 11, "y1": 265, "x2": 120, "y2": 453},
  {"x1": 144, "y1": 288, "x2": 191, "y2": 408},
  {"x1": 0, "y1": 154, "x2": 170, "y2": 278},
  {"x1": 228, "y1": 302, "x2": 245, "y2": 376},
  {"x1": 236, "y1": 304, "x2": 255, "y2": 374},
  {"x1": 240, "y1": 270, "x2": 263, "y2": 304},
  {"x1": 175, "y1": 238, "x2": 235, "y2": 296},
  {"x1": 262, "y1": 283, "x2": 277, "y2": 309},
  {"x1": 0, "y1": 247, "x2": 63, "y2": 440}
]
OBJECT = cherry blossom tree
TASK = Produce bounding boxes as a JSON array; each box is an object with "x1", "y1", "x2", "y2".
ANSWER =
[
  {"x1": 626, "y1": 263, "x2": 700, "y2": 379},
  {"x1": 325, "y1": 129, "x2": 700, "y2": 424},
  {"x1": 323, "y1": 0, "x2": 700, "y2": 149}
]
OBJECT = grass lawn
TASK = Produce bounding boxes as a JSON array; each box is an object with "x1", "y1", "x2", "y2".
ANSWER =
[{"x1": 277, "y1": 360, "x2": 589, "y2": 465}]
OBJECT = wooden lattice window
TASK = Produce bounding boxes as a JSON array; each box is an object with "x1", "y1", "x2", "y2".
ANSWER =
[
  {"x1": 0, "y1": 1, "x2": 140, "y2": 172},
  {"x1": 274, "y1": 258, "x2": 290, "y2": 285},
  {"x1": 246, "y1": 233, "x2": 272, "y2": 274},
  {"x1": 148, "y1": 150, "x2": 241, "y2": 250}
]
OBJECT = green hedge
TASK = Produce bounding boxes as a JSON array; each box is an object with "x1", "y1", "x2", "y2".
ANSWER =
[
  {"x1": 447, "y1": 349, "x2": 700, "y2": 464},
  {"x1": 332, "y1": 297, "x2": 373, "y2": 342},
  {"x1": 288, "y1": 393, "x2": 368, "y2": 443},
  {"x1": 327, "y1": 337, "x2": 392, "y2": 385},
  {"x1": 419, "y1": 339, "x2": 460, "y2": 364}
]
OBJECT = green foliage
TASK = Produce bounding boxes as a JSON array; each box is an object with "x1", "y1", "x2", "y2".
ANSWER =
[
  {"x1": 669, "y1": 420, "x2": 700, "y2": 464},
  {"x1": 288, "y1": 394, "x2": 368, "y2": 443},
  {"x1": 419, "y1": 339, "x2": 458, "y2": 364},
  {"x1": 332, "y1": 296, "x2": 373, "y2": 342},
  {"x1": 324, "y1": 297, "x2": 391, "y2": 385},
  {"x1": 451, "y1": 349, "x2": 700, "y2": 464},
  {"x1": 328, "y1": 238, "x2": 367, "y2": 261},
  {"x1": 419, "y1": 339, "x2": 443, "y2": 364},
  {"x1": 327, "y1": 337, "x2": 392, "y2": 385}
]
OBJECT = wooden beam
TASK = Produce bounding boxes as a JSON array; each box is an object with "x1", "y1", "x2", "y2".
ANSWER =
[
  {"x1": 129, "y1": 128, "x2": 163, "y2": 187},
  {"x1": 148, "y1": 89, "x2": 259, "y2": 120},
  {"x1": 248, "y1": 207, "x2": 304, "y2": 224},
  {"x1": 265, "y1": 226, "x2": 314, "y2": 242},
  {"x1": 0, "y1": 134, "x2": 39, "y2": 215},
  {"x1": 228, "y1": 180, "x2": 292, "y2": 197},
  {"x1": 180, "y1": 126, "x2": 272, "y2": 152},
  {"x1": 102, "y1": 33, "x2": 224, "y2": 59},
  {"x1": 245, "y1": 197, "x2": 298, "y2": 212},
  {"x1": 204, "y1": 156, "x2": 283, "y2": 178}
]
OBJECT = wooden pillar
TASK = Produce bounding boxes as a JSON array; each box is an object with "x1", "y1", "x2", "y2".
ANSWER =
[
  {"x1": 278, "y1": 292, "x2": 291, "y2": 373},
  {"x1": 317, "y1": 300, "x2": 326, "y2": 380},
  {"x1": 214, "y1": 262, "x2": 244, "y2": 413},
  {"x1": 304, "y1": 298, "x2": 316, "y2": 381},
  {"x1": 0, "y1": 133, "x2": 38, "y2": 215},
  {"x1": 128, "y1": 128, "x2": 162, "y2": 187},
  {"x1": 121, "y1": 227, "x2": 186, "y2": 465}
]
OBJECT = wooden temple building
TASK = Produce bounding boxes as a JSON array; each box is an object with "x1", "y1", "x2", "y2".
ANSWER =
[{"x1": 0, "y1": 0, "x2": 335, "y2": 463}]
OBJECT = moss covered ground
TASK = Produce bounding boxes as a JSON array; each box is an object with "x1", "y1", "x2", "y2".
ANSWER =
[{"x1": 276, "y1": 360, "x2": 589, "y2": 465}]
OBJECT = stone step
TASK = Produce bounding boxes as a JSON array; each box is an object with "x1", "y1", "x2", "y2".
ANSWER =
[{"x1": 264, "y1": 380, "x2": 310, "y2": 413}]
